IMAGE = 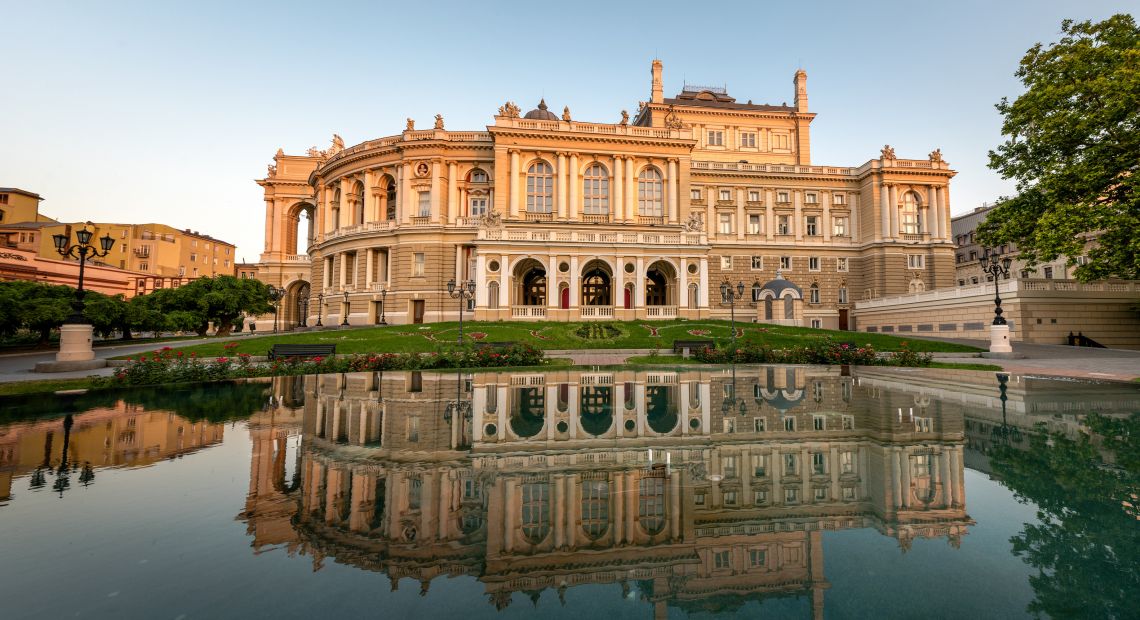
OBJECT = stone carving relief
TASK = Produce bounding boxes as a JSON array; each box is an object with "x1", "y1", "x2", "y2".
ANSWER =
[
  {"x1": 479, "y1": 209, "x2": 504, "y2": 229},
  {"x1": 682, "y1": 211, "x2": 704, "y2": 232},
  {"x1": 664, "y1": 105, "x2": 683, "y2": 129},
  {"x1": 498, "y1": 101, "x2": 521, "y2": 118}
]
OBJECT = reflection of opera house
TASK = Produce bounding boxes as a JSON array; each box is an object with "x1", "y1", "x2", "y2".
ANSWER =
[{"x1": 242, "y1": 368, "x2": 973, "y2": 616}]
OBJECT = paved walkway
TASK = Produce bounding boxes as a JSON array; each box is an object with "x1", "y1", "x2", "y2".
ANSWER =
[{"x1": 917, "y1": 336, "x2": 1140, "y2": 382}]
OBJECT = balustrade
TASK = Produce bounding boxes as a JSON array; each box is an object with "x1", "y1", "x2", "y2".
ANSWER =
[
  {"x1": 645, "y1": 306, "x2": 678, "y2": 318},
  {"x1": 580, "y1": 306, "x2": 615, "y2": 319},
  {"x1": 511, "y1": 306, "x2": 547, "y2": 318}
]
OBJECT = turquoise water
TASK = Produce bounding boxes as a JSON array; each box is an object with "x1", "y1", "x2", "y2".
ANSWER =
[{"x1": 0, "y1": 367, "x2": 1136, "y2": 619}]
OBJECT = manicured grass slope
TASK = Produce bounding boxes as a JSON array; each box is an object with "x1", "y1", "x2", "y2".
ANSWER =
[{"x1": 130, "y1": 320, "x2": 980, "y2": 359}]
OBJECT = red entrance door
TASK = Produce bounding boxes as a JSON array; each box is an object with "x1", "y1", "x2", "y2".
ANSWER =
[
  {"x1": 623, "y1": 288, "x2": 632, "y2": 309},
  {"x1": 560, "y1": 287, "x2": 569, "y2": 309}
]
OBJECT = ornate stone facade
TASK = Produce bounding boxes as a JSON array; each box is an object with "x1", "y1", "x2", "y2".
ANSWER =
[{"x1": 255, "y1": 61, "x2": 956, "y2": 329}]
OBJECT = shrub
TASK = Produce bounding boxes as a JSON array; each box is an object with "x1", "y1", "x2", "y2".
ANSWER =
[{"x1": 691, "y1": 338, "x2": 929, "y2": 367}]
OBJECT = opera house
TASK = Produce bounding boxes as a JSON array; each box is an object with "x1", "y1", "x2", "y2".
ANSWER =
[{"x1": 255, "y1": 61, "x2": 956, "y2": 329}]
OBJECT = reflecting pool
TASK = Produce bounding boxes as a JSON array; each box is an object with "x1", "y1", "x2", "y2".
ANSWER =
[{"x1": 1, "y1": 367, "x2": 1137, "y2": 619}]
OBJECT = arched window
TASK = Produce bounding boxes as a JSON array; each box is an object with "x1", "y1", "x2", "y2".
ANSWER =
[
  {"x1": 809, "y1": 284, "x2": 820, "y2": 304},
  {"x1": 581, "y1": 480, "x2": 609, "y2": 539},
  {"x1": 487, "y1": 281, "x2": 500, "y2": 309},
  {"x1": 637, "y1": 167, "x2": 664, "y2": 217},
  {"x1": 331, "y1": 189, "x2": 341, "y2": 230},
  {"x1": 353, "y1": 183, "x2": 365, "y2": 225},
  {"x1": 638, "y1": 475, "x2": 666, "y2": 535},
  {"x1": 521, "y1": 482, "x2": 550, "y2": 543},
  {"x1": 900, "y1": 191, "x2": 921, "y2": 235},
  {"x1": 384, "y1": 181, "x2": 397, "y2": 221},
  {"x1": 765, "y1": 296, "x2": 774, "y2": 320},
  {"x1": 583, "y1": 164, "x2": 609, "y2": 215},
  {"x1": 784, "y1": 294, "x2": 795, "y2": 319},
  {"x1": 751, "y1": 283, "x2": 762, "y2": 302},
  {"x1": 526, "y1": 162, "x2": 554, "y2": 213}
]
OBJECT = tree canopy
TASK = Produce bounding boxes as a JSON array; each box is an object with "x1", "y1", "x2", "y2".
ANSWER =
[{"x1": 978, "y1": 14, "x2": 1139, "y2": 281}]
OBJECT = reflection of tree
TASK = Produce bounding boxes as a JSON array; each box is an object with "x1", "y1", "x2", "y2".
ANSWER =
[
  {"x1": 989, "y1": 413, "x2": 1139, "y2": 618},
  {"x1": 3, "y1": 382, "x2": 269, "y2": 423}
]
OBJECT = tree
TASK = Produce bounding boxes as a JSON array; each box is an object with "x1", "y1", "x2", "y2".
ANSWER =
[
  {"x1": 978, "y1": 15, "x2": 1140, "y2": 281},
  {"x1": 82, "y1": 292, "x2": 128, "y2": 338},
  {"x1": 170, "y1": 276, "x2": 272, "y2": 337}
]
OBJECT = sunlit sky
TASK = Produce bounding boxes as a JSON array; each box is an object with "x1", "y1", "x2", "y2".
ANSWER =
[{"x1": 2, "y1": 1, "x2": 1132, "y2": 261}]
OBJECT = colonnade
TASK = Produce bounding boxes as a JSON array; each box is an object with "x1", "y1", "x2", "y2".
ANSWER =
[{"x1": 877, "y1": 181, "x2": 950, "y2": 242}]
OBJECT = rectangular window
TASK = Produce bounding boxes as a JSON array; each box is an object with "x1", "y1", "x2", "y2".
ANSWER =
[
  {"x1": 837, "y1": 257, "x2": 849, "y2": 272},
  {"x1": 1043, "y1": 266, "x2": 1053, "y2": 278},
  {"x1": 718, "y1": 189, "x2": 732, "y2": 202},
  {"x1": 748, "y1": 214, "x2": 761, "y2": 235},
  {"x1": 754, "y1": 418, "x2": 766, "y2": 433},
  {"x1": 806, "y1": 216, "x2": 819, "y2": 236},
  {"x1": 721, "y1": 256, "x2": 732, "y2": 270},
  {"x1": 777, "y1": 191, "x2": 790, "y2": 203},
  {"x1": 753, "y1": 489, "x2": 768, "y2": 505},
  {"x1": 773, "y1": 133, "x2": 790, "y2": 149},
  {"x1": 810, "y1": 318, "x2": 822, "y2": 328},
  {"x1": 833, "y1": 216, "x2": 848, "y2": 236},
  {"x1": 805, "y1": 192, "x2": 818, "y2": 204},
  {"x1": 0, "y1": 194, "x2": 7, "y2": 204},
  {"x1": 783, "y1": 417, "x2": 795, "y2": 432},
  {"x1": 784, "y1": 453, "x2": 797, "y2": 474},
  {"x1": 809, "y1": 286, "x2": 820, "y2": 304},
  {"x1": 718, "y1": 213, "x2": 733, "y2": 235},
  {"x1": 814, "y1": 487, "x2": 828, "y2": 502},
  {"x1": 722, "y1": 418, "x2": 736, "y2": 433},
  {"x1": 907, "y1": 254, "x2": 926, "y2": 269},
  {"x1": 691, "y1": 188, "x2": 702, "y2": 200},
  {"x1": 418, "y1": 192, "x2": 431, "y2": 217},
  {"x1": 777, "y1": 215, "x2": 790, "y2": 235},
  {"x1": 833, "y1": 193, "x2": 845, "y2": 205},
  {"x1": 139, "y1": 262, "x2": 149, "y2": 271},
  {"x1": 812, "y1": 451, "x2": 826, "y2": 473},
  {"x1": 808, "y1": 257, "x2": 820, "y2": 271},
  {"x1": 749, "y1": 548, "x2": 767, "y2": 567},
  {"x1": 469, "y1": 197, "x2": 487, "y2": 216},
  {"x1": 740, "y1": 132, "x2": 756, "y2": 148},
  {"x1": 695, "y1": 493, "x2": 706, "y2": 506},
  {"x1": 843, "y1": 486, "x2": 856, "y2": 500},
  {"x1": 407, "y1": 416, "x2": 420, "y2": 442},
  {"x1": 413, "y1": 253, "x2": 425, "y2": 277},
  {"x1": 724, "y1": 491, "x2": 738, "y2": 506},
  {"x1": 707, "y1": 130, "x2": 724, "y2": 146},
  {"x1": 780, "y1": 256, "x2": 792, "y2": 270},
  {"x1": 748, "y1": 190, "x2": 760, "y2": 202},
  {"x1": 471, "y1": 170, "x2": 488, "y2": 183},
  {"x1": 714, "y1": 550, "x2": 731, "y2": 569},
  {"x1": 190, "y1": 253, "x2": 197, "y2": 262},
  {"x1": 751, "y1": 256, "x2": 763, "y2": 270},
  {"x1": 785, "y1": 487, "x2": 798, "y2": 504},
  {"x1": 841, "y1": 451, "x2": 855, "y2": 473},
  {"x1": 842, "y1": 415, "x2": 854, "y2": 430},
  {"x1": 838, "y1": 287, "x2": 848, "y2": 304}
]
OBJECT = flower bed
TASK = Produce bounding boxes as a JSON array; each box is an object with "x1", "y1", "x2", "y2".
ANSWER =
[
  {"x1": 691, "y1": 339, "x2": 933, "y2": 367},
  {"x1": 113, "y1": 344, "x2": 546, "y2": 387}
]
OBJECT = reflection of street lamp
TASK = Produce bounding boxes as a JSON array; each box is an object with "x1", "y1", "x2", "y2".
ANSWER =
[
  {"x1": 719, "y1": 280, "x2": 746, "y2": 349},
  {"x1": 316, "y1": 292, "x2": 324, "y2": 327},
  {"x1": 444, "y1": 371, "x2": 473, "y2": 450},
  {"x1": 447, "y1": 279, "x2": 477, "y2": 347},
  {"x1": 378, "y1": 284, "x2": 388, "y2": 325},
  {"x1": 721, "y1": 364, "x2": 747, "y2": 416},
  {"x1": 49, "y1": 224, "x2": 115, "y2": 366},
  {"x1": 341, "y1": 290, "x2": 350, "y2": 326},
  {"x1": 979, "y1": 248, "x2": 1014, "y2": 355}
]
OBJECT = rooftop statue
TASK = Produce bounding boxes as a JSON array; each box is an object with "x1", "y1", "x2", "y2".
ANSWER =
[
  {"x1": 434, "y1": 114, "x2": 444, "y2": 130},
  {"x1": 881, "y1": 144, "x2": 897, "y2": 160}
]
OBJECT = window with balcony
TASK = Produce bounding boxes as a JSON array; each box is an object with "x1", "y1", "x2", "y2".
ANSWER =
[
  {"x1": 583, "y1": 164, "x2": 609, "y2": 215},
  {"x1": 469, "y1": 197, "x2": 487, "y2": 216},
  {"x1": 526, "y1": 161, "x2": 554, "y2": 213},
  {"x1": 637, "y1": 167, "x2": 664, "y2": 216},
  {"x1": 900, "y1": 191, "x2": 921, "y2": 234},
  {"x1": 417, "y1": 191, "x2": 431, "y2": 217}
]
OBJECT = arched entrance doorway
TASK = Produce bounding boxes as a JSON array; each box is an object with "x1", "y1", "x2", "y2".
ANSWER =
[
  {"x1": 284, "y1": 202, "x2": 315, "y2": 256},
  {"x1": 281, "y1": 280, "x2": 310, "y2": 329},
  {"x1": 581, "y1": 260, "x2": 612, "y2": 307},
  {"x1": 513, "y1": 258, "x2": 546, "y2": 308},
  {"x1": 645, "y1": 260, "x2": 676, "y2": 307}
]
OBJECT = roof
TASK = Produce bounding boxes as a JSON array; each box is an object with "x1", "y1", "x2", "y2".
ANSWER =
[
  {"x1": 0, "y1": 188, "x2": 43, "y2": 200},
  {"x1": 0, "y1": 221, "x2": 53, "y2": 230},
  {"x1": 666, "y1": 87, "x2": 795, "y2": 112},
  {"x1": 523, "y1": 99, "x2": 558, "y2": 121},
  {"x1": 760, "y1": 271, "x2": 802, "y2": 297}
]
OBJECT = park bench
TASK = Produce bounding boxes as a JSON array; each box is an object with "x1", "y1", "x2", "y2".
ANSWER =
[
  {"x1": 672, "y1": 339, "x2": 714, "y2": 357},
  {"x1": 475, "y1": 341, "x2": 518, "y2": 351},
  {"x1": 268, "y1": 344, "x2": 336, "y2": 360}
]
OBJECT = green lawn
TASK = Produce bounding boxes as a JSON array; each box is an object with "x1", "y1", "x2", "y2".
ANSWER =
[{"x1": 122, "y1": 320, "x2": 981, "y2": 359}]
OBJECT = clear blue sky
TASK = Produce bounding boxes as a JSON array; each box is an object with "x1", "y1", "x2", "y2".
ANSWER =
[{"x1": 2, "y1": 0, "x2": 1132, "y2": 261}]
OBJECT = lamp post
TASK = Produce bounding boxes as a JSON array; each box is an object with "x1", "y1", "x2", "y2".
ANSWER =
[
  {"x1": 316, "y1": 292, "x2": 324, "y2": 327},
  {"x1": 341, "y1": 290, "x2": 350, "y2": 326},
  {"x1": 378, "y1": 284, "x2": 388, "y2": 325},
  {"x1": 48, "y1": 224, "x2": 114, "y2": 366},
  {"x1": 719, "y1": 279, "x2": 746, "y2": 349},
  {"x1": 979, "y1": 248, "x2": 1014, "y2": 355},
  {"x1": 298, "y1": 294, "x2": 308, "y2": 328},
  {"x1": 444, "y1": 371, "x2": 473, "y2": 450},
  {"x1": 267, "y1": 285, "x2": 283, "y2": 333},
  {"x1": 447, "y1": 278, "x2": 477, "y2": 347},
  {"x1": 720, "y1": 364, "x2": 748, "y2": 416}
]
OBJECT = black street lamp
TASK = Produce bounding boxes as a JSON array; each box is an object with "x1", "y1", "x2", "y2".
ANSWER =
[
  {"x1": 267, "y1": 285, "x2": 283, "y2": 333},
  {"x1": 378, "y1": 284, "x2": 388, "y2": 325},
  {"x1": 52, "y1": 224, "x2": 115, "y2": 323},
  {"x1": 298, "y1": 294, "x2": 309, "y2": 327},
  {"x1": 316, "y1": 292, "x2": 324, "y2": 327},
  {"x1": 341, "y1": 290, "x2": 350, "y2": 326},
  {"x1": 447, "y1": 278, "x2": 477, "y2": 347},
  {"x1": 719, "y1": 279, "x2": 746, "y2": 348},
  {"x1": 979, "y1": 249, "x2": 1014, "y2": 325}
]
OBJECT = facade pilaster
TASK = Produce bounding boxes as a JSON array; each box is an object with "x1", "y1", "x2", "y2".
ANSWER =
[
  {"x1": 430, "y1": 160, "x2": 441, "y2": 223},
  {"x1": 401, "y1": 164, "x2": 413, "y2": 225},
  {"x1": 889, "y1": 184, "x2": 899, "y2": 239},
  {"x1": 499, "y1": 255, "x2": 510, "y2": 308},
  {"x1": 339, "y1": 177, "x2": 353, "y2": 229},
  {"x1": 765, "y1": 189, "x2": 774, "y2": 241},
  {"x1": 698, "y1": 257, "x2": 709, "y2": 308},
  {"x1": 612, "y1": 156, "x2": 623, "y2": 222},
  {"x1": 879, "y1": 181, "x2": 890, "y2": 241},
  {"x1": 475, "y1": 253, "x2": 488, "y2": 307},
  {"x1": 556, "y1": 152, "x2": 567, "y2": 220},
  {"x1": 568, "y1": 153, "x2": 578, "y2": 221},
  {"x1": 448, "y1": 162, "x2": 458, "y2": 225},
  {"x1": 822, "y1": 192, "x2": 831, "y2": 241},
  {"x1": 508, "y1": 150, "x2": 520, "y2": 218},
  {"x1": 363, "y1": 169, "x2": 376, "y2": 223},
  {"x1": 736, "y1": 187, "x2": 746, "y2": 240},
  {"x1": 635, "y1": 256, "x2": 645, "y2": 308},
  {"x1": 614, "y1": 255, "x2": 625, "y2": 309},
  {"x1": 793, "y1": 189, "x2": 803, "y2": 241},
  {"x1": 679, "y1": 258, "x2": 688, "y2": 308},
  {"x1": 569, "y1": 255, "x2": 580, "y2": 308},
  {"x1": 624, "y1": 156, "x2": 635, "y2": 222},
  {"x1": 667, "y1": 158, "x2": 679, "y2": 223}
]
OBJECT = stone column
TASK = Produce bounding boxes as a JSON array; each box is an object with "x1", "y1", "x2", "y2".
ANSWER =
[
  {"x1": 547, "y1": 255, "x2": 558, "y2": 309},
  {"x1": 556, "y1": 152, "x2": 567, "y2": 220},
  {"x1": 793, "y1": 190, "x2": 803, "y2": 241},
  {"x1": 401, "y1": 164, "x2": 413, "y2": 226},
  {"x1": 499, "y1": 255, "x2": 510, "y2": 308},
  {"x1": 635, "y1": 256, "x2": 645, "y2": 309},
  {"x1": 736, "y1": 187, "x2": 746, "y2": 240},
  {"x1": 667, "y1": 159, "x2": 679, "y2": 223},
  {"x1": 613, "y1": 156, "x2": 623, "y2": 222},
  {"x1": 429, "y1": 161, "x2": 441, "y2": 223},
  {"x1": 448, "y1": 162, "x2": 459, "y2": 225},
  {"x1": 363, "y1": 169, "x2": 376, "y2": 223},
  {"x1": 508, "y1": 150, "x2": 520, "y2": 218},
  {"x1": 475, "y1": 254, "x2": 488, "y2": 307},
  {"x1": 698, "y1": 257, "x2": 709, "y2": 308},
  {"x1": 625, "y1": 156, "x2": 636, "y2": 222},
  {"x1": 879, "y1": 181, "x2": 889, "y2": 241},
  {"x1": 569, "y1": 255, "x2": 580, "y2": 308},
  {"x1": 889, "y1": 185, "x2": 899, "y2": 239},
  {"x1": 614, "y1": 255, "x2": 625, "y2": 310},
  {"x1": 338, "y1": 252, "x2": 347, "y2": 288},
  {"x1": 568, "y1": 153, "x2": 578, "y2": 221},
  {"x1": 339, "y1": 178, "x2": 353, "y2": 228},
  {"x1": 822, "y1": 192, "x2": 832, "y2": 241},
  {"x1": 850, "y1": 194, "x2": 860, "y2": 242},
  {"x1": 765, "y1": 190, "x2": 775, "y2": 241},
  {"x1": 679, "y1": 258, "x2": 689, "y2": 308},
  {"x1": 264, "y1": 198, "x2": 275, "y2": 253}
]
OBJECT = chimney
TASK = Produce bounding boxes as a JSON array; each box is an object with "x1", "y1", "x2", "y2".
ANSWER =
[
  {"x1": 651, "y1": 59, "x2": 664, "y2": 104},
  {"x1": 793, "y1": 69, "x2": 808, "y2": 112}
]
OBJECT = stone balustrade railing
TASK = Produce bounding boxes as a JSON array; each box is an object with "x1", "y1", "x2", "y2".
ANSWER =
[
  {"x1": 478, "y1": 228, "x2": 707, "y2": 245},
  {"x1": 855, "y1": 279, "x2": 1138, "y2": 310}
]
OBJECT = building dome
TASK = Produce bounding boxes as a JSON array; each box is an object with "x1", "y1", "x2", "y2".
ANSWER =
[
  {"x1": 523, "y1": 99, "x2": 558, "y2": 120},
  {"x1": 760, "y1": 270, "x2": 802, "y2": 298}
]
